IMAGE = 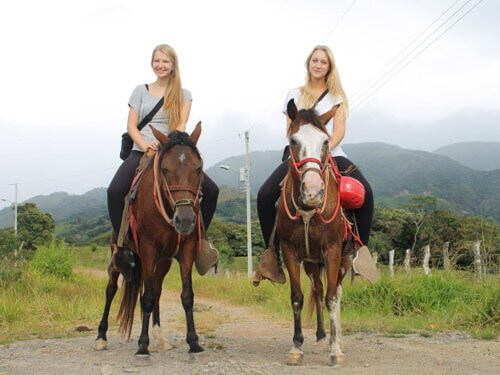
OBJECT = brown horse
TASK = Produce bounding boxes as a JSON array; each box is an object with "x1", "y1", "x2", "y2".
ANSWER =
[
  {"x1": 95, "y1": 123, "x2": 205, "y2": 357},
  {"x1": 277, "y1": 100, "x2": 350, "y2": 366}
]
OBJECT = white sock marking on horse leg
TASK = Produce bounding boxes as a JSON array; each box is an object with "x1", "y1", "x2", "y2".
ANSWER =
[
  {"x1": 328, "y1": 285, "x2": 344, "y2": 359},
  {"x1": 152, "y1": 324, "x2": 172, "y2": 350}
]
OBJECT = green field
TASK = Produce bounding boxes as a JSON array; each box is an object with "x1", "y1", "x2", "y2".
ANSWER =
[{"x1": 1, "y1": 248, "x2": 498, "y2": 344}]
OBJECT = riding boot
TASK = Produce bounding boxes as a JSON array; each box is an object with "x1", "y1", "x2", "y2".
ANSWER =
[
  {"x1": 352, "y1": 245, "x2": 378, "y2": 284},
  {"x1": 194, "y1": 217, "x2": 219, "y2": 276},
  {"x1": 253, "y1": 238, "x2": 286, "y2": 286}
]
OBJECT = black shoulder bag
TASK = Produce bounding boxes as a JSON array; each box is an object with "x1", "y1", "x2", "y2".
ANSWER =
[
  {"x1": 281, "y1": 89, "x2": 329, "y2": 161},
  {"x1": 120, "y1": 84, "x2": 165, "y2": 160}
]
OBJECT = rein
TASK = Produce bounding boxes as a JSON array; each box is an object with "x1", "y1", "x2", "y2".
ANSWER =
[
  {"x1": 153, "y1": 150, "x2": 203, "y2": 255},
  {"x1": 282, "y1": 152, "x2": 361, "y2": 258}
]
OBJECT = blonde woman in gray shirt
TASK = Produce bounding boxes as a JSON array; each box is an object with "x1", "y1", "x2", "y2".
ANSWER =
[{"x1": 108, "y1": 44, "x2": 219, "y2": 253}]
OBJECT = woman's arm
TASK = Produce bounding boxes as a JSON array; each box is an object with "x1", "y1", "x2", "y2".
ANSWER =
[
  {"x1": 176, "y1": 100, "x2": 192, "y2": 133},
  {"x1": 127, "y1": 107, "x2": 159, "y2": 151},
  {"x1": 328, "y1": 102, "x2": 346, "y2": 150}
]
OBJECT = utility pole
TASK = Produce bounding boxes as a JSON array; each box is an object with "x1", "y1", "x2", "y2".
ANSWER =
[
  {"x1": 245, "y1": 131, "x2": 252, "y2": 278},
  {"x1": 6, "y1": 183, "x2": 18, "y2": 235}
]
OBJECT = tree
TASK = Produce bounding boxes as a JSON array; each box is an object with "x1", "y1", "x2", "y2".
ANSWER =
[
  {"x1": 403, "y1": 196, "x2": 437, "y2": 255},
  {"x1": 16, "y1": 203, "x2": 55, "y2": 259},
  {"x1": 0, "y1": 229, "x2": 20, "y2": 258}
]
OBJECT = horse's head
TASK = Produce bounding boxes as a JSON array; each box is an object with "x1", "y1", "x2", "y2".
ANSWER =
[
  {"x1": 287, "y1": 100, "x2": 338, "y2": 207},
  {"x1": 151, "y1": 123, "x2": 203, "y2": 234}
]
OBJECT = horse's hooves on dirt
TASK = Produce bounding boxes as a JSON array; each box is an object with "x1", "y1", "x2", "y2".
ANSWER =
[
  {"x1": 330, "y1": 355, "x2": 344, "y2": 366},
  {"x1": 312, "y1": 339, "x2": 327, "y2": 354},
  {"x1": 188, "y1": 344, "x2": 204, "y2": 353},
  {"x1": 135, "y1": 350, "x2": 150, "y2": 358},
  {"x1": 287, "y1": 348, "x2": 304, "y2": 366},
  {"x1": 95, "y1": 339, "x2": 107, "y2": 351}
]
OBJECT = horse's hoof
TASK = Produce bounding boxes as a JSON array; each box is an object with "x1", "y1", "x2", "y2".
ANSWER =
[
  {"x1": 188, "y1": 344, "x2": 204, "y2": 353},
  {"x1": 312, "y1": 339, "x2": 327, "y2": 354},
  {"x1": 135, "y1": 349, "x2": 150, "y2": 357},
  {"x1": 157, "y1": 341, "x2": 172, "y2": 351},
  {"x1": 95, "y1": 338, "x2": 107, "y2": 351},
  {"x1": 287, "y1": 348, "x2": 304, "y2": 366},
  {"x1": 330, "y1": 354, "x2": 344, "y2": 366}
]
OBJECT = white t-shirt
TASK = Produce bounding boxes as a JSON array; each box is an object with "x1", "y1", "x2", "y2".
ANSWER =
[{"x1": 282, "y1": 87, "x2": 346, "y2": 158}]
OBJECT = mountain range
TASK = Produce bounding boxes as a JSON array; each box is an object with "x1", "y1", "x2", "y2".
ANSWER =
[{"x1": 0, "y1": 141, "x2": 498, "y2": 229}]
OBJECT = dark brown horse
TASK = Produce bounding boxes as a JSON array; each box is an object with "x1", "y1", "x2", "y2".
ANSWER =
[
  {"x1": 277, "y1": 100, "x2": 349, "y2": 366},
  {"x1": 95, "y1": 123, "x2": 205, "y2": 356}
]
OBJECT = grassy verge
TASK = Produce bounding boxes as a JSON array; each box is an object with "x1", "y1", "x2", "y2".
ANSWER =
[{"x1": 163, "y1": 260, "x2": 500, "y2": 340}]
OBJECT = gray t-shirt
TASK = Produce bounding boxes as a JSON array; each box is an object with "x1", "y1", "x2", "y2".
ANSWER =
[{"x1": 128, "y1": 84, "x2": 193, "y2": 151}]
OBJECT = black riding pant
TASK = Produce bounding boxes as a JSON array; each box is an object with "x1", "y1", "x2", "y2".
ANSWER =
[
  {"x1": 107, "y1": 150, "x2": 219, "y2": 235},
  {"x1": 257, "y1": 156, "x2": 373, "y2": 247}
]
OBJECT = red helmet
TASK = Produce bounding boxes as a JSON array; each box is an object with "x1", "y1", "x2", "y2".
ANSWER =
[{"x1": 339, "y1": 176, "x2": 365, "y2": 209}]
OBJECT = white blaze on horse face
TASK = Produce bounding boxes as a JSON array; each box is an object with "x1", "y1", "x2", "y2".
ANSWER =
[
  {"x1": 293, "y1": 124, "x2": 328, "y2": 201},
  {"x1": 179, "y1": 152, "x2": 186, "y2": 163}
]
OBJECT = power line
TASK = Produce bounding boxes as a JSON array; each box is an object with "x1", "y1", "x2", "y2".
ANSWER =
[
  {"x1": 349, "y1": 0, "x2": 462, "y2": 102},
  {"x1": 350, "y1": 0, "x2": 484, "y2": 112}
]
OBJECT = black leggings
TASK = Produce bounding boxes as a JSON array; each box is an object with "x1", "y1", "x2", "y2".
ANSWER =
[
  {"x1": 107, "y1": 150, "x2": 219, "y2": 235},
  {"x1": 257, "y1": 156, "x2": 373, "y2": 247}
]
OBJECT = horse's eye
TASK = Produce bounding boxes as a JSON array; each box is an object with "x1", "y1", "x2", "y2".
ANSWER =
[
  {"x1": 162, "y1": 168, "x2": 169, "y2": 173},
  {"x1": 323, "y1": 140, "x2": 329, "y2": 148},
  {"x1": 291, "y1": 138, "x2": 298, "y2": 146},
  {"x1": 196, "y1": 167, "x2": 202, "y2": 175}
]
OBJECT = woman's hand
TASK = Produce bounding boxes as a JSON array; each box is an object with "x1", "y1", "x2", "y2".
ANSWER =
[{"x1": 146, "y1": 140, "x2": 160, "y2": 151}]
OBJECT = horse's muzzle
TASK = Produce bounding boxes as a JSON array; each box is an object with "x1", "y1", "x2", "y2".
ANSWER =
[
  {"x1": 173, "y1": 207, "x2": 197, "y2": 234},
  {"x1": 300, "y1": 170, "x2": 325, "y2": 207}
]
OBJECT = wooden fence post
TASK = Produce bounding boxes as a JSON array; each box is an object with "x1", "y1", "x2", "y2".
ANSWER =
[
  {"x1": 389, "y1": 250, "x2": 395, "y2": 277},
  {"x1": 473, "y1": 240, "x2": 482, "y2": 281},
  {"x1": 423, "y1": 244, "x2": 431, "y2": 275},
  {"x1": 442, "y1": 241, "x2": 450, "y2": 272},
  {"x1": 404, "y1": 249, "x2": 411, "y2": 273}
]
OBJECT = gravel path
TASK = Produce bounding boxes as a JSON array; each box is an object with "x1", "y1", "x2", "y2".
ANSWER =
[{"x1": 1, "y1": 289, "x2": 499, "y2": 375}]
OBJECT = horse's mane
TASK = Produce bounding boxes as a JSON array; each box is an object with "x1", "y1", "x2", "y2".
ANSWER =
[
  {"x1": 159, "y1": 130, "x2": 201, "y2": 160},
  {"x1": 288, "y1": 108, "x2": 327, "y2": 134}
]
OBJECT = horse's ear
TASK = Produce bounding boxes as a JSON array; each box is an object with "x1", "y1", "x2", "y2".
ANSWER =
[
  {"x1": 150, "y1": 126, "x2": 170, "y2": 147},
  {"x1": 318, "y1": 104, "x2": 340, "y2": 125},
  {"x1": 287, "y1": 99, "x2": 299, "y2": 121},
  {"x1": 190, "y1": 121, "x2": 202, "y2": 145}
]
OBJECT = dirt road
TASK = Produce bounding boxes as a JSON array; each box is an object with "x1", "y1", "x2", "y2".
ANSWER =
[{"x1": 1, "y1": 289, "x2": 498, "y2": 375}]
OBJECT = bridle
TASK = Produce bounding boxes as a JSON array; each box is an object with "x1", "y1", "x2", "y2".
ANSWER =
[{"x1": 153, "y1": 149, "x2": 203, "y2": 226}]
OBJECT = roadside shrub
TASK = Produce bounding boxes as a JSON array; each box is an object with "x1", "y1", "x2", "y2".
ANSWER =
[{"x1": 30, "y1": 240, "x2": 74, "y2": 279}]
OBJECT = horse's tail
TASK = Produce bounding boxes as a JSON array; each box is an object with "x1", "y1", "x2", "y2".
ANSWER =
[
  {"x1": 117, "y1": 255, "x2": 142, "y2": 339},
  {"x1": 305, "y1": 263, "x2": 326, "y2": 324}
]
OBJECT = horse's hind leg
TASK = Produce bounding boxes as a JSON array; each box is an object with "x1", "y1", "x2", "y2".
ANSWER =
[
  {"x1": 282, "y1": 245, "x2": 304, "y2": 365},
  {"x1": 152, "y1": 259, "x2": 173, "y2": 351},
  {"x1": 179, "y1": 244, "x2": 203, "y2": 353},
  {"x1": 325, "y1": 251, "x2": 345, "y2": 366},
  {"x1": 304, "y1": 262, "x2": 327, "y2": 353},
  {"x1": 95, "y1": 259, "x2": 120, "y2": 350}
]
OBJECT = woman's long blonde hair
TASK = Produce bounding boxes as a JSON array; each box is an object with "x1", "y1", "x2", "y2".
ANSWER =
[
  {"x1": 152, "y1": 44, "x2": 184, "y2": 131},
  {"x1": 300, "y1": 45, "x2": 348, "y2": 119}
]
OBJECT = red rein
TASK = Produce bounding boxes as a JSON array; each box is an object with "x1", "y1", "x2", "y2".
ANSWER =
[{"x1": 285, "y1": 152, "x2": 364, "y2": 246}]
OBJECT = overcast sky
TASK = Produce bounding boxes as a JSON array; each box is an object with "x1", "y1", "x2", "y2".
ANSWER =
[{"x1": 1, "y1": 0, "x2": 499, "y2": 209}]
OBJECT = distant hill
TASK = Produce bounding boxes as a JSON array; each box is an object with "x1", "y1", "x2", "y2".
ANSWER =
[
  {"x1": 433, "y1": 142, "x2": 500, "y2": 171},
  {"x1": 2, "y1": 143, "x2": 499, "y2": 230},
  {"x1": 208, "y1": 143, "x2": 500, "y2": 220},
  {"x1": 0, "y1": 188, "x2": 107, "y2": 229}
]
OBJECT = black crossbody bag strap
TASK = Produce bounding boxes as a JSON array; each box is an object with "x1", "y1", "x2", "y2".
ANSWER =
[
  {"x1": 137, "y1": 84, "x2": 164, "y2": 131},
  {"x1": 316, "y1": 88, "x2": 329, "y2": 104}
]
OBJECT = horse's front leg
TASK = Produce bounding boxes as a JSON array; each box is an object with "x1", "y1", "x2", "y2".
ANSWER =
[
  {"x1": 179, "y1": 240, "x2": 203, "y2": 353},
  {"x1": 325, "y1": 248, "x2": 344, "y2": 366},
  {"x1": 152, "y1": 258, "x2": 173, "y2": 351},
  {"x1": 304, "y1": 262, "x2": 327, "y2": 352},
  {"x1": 282, "y1": 242, "x2": 304, "y2": 365},
  {"x1": 95, "y1": 259, "x2": 120, "y2": 350},
  {"x1": 136, "y1": 248, "x2": 155, "y2": 357}
]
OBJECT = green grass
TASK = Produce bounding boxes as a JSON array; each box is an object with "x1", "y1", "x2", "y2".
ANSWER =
[
  {"x1": 161, "y1": 263, "x2": 500, "y2": 340},
  {"x1": 0, "y1": 264, "x2": 113, "y2": 344}
]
